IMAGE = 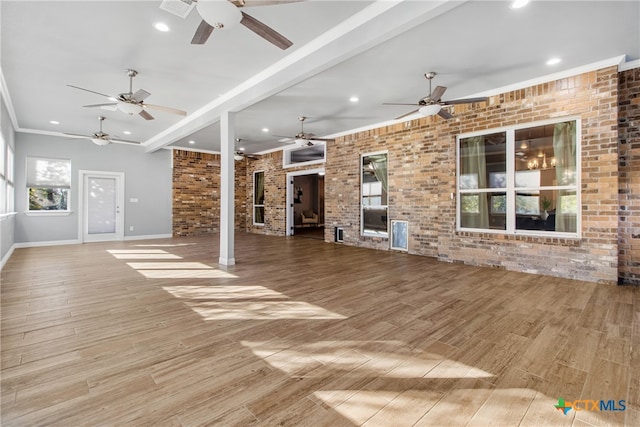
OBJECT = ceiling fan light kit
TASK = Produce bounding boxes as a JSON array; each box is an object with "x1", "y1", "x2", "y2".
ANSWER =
[
  {"x1": 418, "y1": 104, "x2": 442, "y2": 117},
  {"x1": 197, "y1": 0, "x2": 242, "y2": 29},
  {"x1": 91, "y1": 137, "x2": 111, "y2": 146},
  {"x1": 117, "y1": 101, "x2": 143, "y2": 115}
]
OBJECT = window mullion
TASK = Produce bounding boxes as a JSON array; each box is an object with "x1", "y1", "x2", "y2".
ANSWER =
[{"x1": 505, "y1": 129, "x2": 516, "y2": 233}]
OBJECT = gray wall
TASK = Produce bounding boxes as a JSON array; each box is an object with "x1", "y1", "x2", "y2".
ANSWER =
[
  {"x1": 1, "y1": 91, "x2": 16, "y2": 264},
  {"x1": 14, "y1": 133, "x2": 172, "y2": 244}
]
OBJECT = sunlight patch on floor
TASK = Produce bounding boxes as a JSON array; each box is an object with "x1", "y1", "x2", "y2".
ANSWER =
[
  {"x1": 124, "y1": 261, "x2": 238, "y2": 279},
  {"x1": 240, "y1": 340, "x2": 494, "y2": 379},
  {"x1": 110, "y1": 253, "x2": 182, "y2": 260},
  {"x1": 132, "y1": 243, "x2": 196, "y2": 247},
  {"x1": 126, "y1": 262, "x2": 214, "y2": 270},
  {"x1": 184, "y1": 301, "x2": 347, "y2": 320},
  {"x1": 108, "y1": 248, "x2": 182, "y2": 259},
  {"x1": 138, "y1": 270, "x2": 237, "y2": 279},
  {"x1": 162, "y1": 285, "x2": 286, "y2": 300}
]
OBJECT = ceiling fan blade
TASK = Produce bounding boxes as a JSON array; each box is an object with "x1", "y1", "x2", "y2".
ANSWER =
[
  {"x1": 139, "y1": 110, "x2": 155, "y2": 120},
  {"x1": 131, "y1": 89, "x2": 151, "y2": 102},
  {"x1": 429, "y1": 85, "x2": 447, "y2": 102},
  {"x1": 437, "y1": 109, "x2": 454, "y2": 120},
  {"x1": 240, "y1": 11, "x2": 292, "y2": 50},
  {"x1": 232, "y1": 0, "x2": 304, "y2": 6},
  {"x1": 110, "y1": 138, "x2": 141, "y2": 145},
  {"x1": 383, "y1": 102, "x2": 421, "y2": 106},
  {"x1": 191, "y1": 19, "x2": 214, "y2": 44},
  {"x1": 308, "y1": 138, "x2": 334, "y2": 142},
  {"x1": 64, "y1": 132, "x2": 92, "y2": 139},
  {"x1": 143, "y1": 104, "x2": 187, "y2": 116},
  {"x1": 394, "y1": 109, "x2": 419, "y2": 120},
  {"x1": 67, "y1": 84, "x2": 112, "y2": 99},
  {"x1": 83, "y1": 103, "x2": 118, "y2": 108},
  {"x1": 442, "y1": 96, "x2": 489, "y2": 105}
]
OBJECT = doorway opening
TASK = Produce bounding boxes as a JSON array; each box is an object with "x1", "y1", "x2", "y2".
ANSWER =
[{"x1": 286, "y1": 169, "x2": 324, "y2": 240}]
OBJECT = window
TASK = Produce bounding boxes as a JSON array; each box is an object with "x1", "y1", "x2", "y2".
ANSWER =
[
  {"x1": 0, "y1": 134, "x2": 5, "y2": 214},
  {"x1": 27, "y1": 157, "x2": 71, "y2": 212},
  {"x1": 6, "y1": 146, "x2": 15, "y2": 213},
  {"x1": 253, "y1": 171, "x2": 264, "y2": 225},
  {"x1": 361, "y1": 152, "x2": 388, "y2": 236},
  {"x1": 457, "y1": 119, "x2": 579, "y2": 236}
]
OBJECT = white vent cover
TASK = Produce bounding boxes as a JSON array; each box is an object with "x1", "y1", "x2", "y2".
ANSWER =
[{"x1": 159, "y1": 0, "x2": 196, "y2": 19}]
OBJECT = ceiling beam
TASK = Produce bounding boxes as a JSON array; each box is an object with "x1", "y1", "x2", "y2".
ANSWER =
[{"x1": 144, "y1": 0, "x2": 466, "y2": 153}]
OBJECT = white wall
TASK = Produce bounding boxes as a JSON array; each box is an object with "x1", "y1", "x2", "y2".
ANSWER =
[{"x1": 14, "y1": 133, "x2": 172, "y2": 244}]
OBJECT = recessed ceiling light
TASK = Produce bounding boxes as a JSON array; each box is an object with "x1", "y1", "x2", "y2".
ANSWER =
[
  {"x1": 546, "y1": 57, "x2": 561, "y2": 66},
  {"x1": 349, "y1": 96, "x2": 359, "y2": 103},
  {"x1": 238, "y1": 146, "x2": 245, "y2": 151},
  {"x1": 154, "y1": 22, "x2": 170, "y2": 32},
  {"x1": 49, "y1": 120, "x2": 60, "y2": 125},
  {"x1": 262, "y1": 128, "x2": 269, "y2": 133},
  {"x1": 188, "y1": 140, "x2": 195, "y2": 144},
  {"x1": 510, "y1": 0, "x2": 530, "y2": 9},
  {"x1": 123, "y1": 131, "x2": 131, "y2": 135}
]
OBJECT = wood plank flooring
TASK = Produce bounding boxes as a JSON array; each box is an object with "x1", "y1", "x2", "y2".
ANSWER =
[{"x1": 1, "y1": 233, "x2": 639, "y2": 426}]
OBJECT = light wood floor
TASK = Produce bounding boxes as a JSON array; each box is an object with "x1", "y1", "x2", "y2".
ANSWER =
[{"x1": 1, "y1": 233, "x2": 639, "y2": 426}]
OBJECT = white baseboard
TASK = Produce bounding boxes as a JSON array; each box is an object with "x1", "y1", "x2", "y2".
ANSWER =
[
  {"x1": 1, "y1": 244, "x2": 16, "y2": 271},
  {"x1": 14, "y1": 239, "x2": 82, "y2": 249},
  {"x1": 124, "y1": 234, "x2": 172, "y2": 241}
]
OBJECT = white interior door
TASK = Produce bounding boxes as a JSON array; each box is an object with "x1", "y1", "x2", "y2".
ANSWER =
[{"x1": 81, "y1": 171, "x2": 124, "y2": 242}]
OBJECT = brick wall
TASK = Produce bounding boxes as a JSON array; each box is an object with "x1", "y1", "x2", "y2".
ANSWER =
[
  {"x1": 244, "y1": 151, "x2": 286, "y2": 236},
  {"x1": 171, "y1": 66, "x2": 633, "y2": 284},
  {"x1": 325, "y1": 66, "x2": 621, "y2": 284},
  {"x1": 172, "y1": 150, "x2": 246, "y2": 236},
  {"x1": 618, "y1": 68, "x2": 640, "y2": 285},
  {"x1": 244, "y1": 151, "x2": 325, "y2": 236}
]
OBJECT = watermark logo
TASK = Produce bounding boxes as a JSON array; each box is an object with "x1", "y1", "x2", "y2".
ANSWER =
[
  {"x1": 555, "y1": 398, "x2": 572, "y2": 415},
  {"x1": 554, "y1": 397, "x2": 626, "y2": 415}
]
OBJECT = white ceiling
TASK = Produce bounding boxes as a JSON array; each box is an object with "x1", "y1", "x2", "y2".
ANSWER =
[{"x1": 2, "y1": 1, "x2": 639, "y2": 156}]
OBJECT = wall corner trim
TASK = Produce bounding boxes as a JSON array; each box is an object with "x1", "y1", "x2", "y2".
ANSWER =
[{"x1": 0, "y1": 244, "x2": 16, "y2": 271}]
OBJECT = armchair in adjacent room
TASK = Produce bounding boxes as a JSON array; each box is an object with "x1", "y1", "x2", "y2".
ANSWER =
[{"x1": 301, "y1": 210, "x2": 319, "y2": 227}]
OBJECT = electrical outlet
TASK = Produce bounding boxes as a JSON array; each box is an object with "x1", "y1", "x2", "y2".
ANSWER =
[{"x1": 129, "y1": 226, "x2": 134, "y2": 231}]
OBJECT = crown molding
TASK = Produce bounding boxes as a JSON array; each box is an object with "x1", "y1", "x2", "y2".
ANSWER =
[{"x1": 0, "y1": 67, "x2": 19, "y2": 131}]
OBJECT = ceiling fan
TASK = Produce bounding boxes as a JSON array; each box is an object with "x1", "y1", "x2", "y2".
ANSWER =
[
  {"x1": 234, "y1": 138, "x2": 260, "y2": 160},
  {"x1": 274, "y1": 116, "x2": 334, "y2": 147},
  {"x1": 384, "y1": 72, "x2": 489, "y2": 120},
  {"x1": 65, "y1": 116, "x2": 140, "y2": 146},
  {"x1": 164, "y1": 0, "x2": 298, "y2": 50},
  {"x1": 68, "y1": 69, "x2": 187, "y2": 121}
]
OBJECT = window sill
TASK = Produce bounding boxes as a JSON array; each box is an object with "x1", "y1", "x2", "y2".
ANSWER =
[
  {"x1": 455, "y1": 229, "x2": 581, "y2": 245},
  {"x1": 0, "y1": 212, "x2": 18, "y2": 221},
  {"x1": 25, "y1": 211, "x2": 73, "y2": 217},
  {"x1": 362, "y1": 232, "x2": 389, "y2": 239}
]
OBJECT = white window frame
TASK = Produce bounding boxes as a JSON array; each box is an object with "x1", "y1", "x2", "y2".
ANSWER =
[
  {"x1": 456, "y1": 117, "x2": 581, "y2": 238},
  {"x1": 361, "y1": 150, "x2": 389, "y2": 237},
  {"x1": 6, "y1": 146, "x2": 15, "y2": 214},
  {"x1": 26, "y1": 156, "x2": 72, "y2": 215},
  {"x1": 253, "y1": 170, "x2": 265, "y2": 226},
  {"x1": 0, "y1": 133, "x2": 5, "y2": 215}
]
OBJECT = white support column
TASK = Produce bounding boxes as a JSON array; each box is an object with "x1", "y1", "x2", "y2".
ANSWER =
[{"x1": 219, "y1": 111, "x2": 236, "y2": 266}]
